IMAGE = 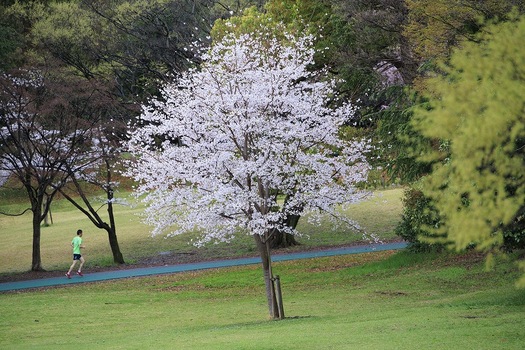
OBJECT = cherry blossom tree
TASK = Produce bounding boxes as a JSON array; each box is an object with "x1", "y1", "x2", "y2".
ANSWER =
[{"x1": 126, "y1": 29, "x2": 371, "y2": 319}]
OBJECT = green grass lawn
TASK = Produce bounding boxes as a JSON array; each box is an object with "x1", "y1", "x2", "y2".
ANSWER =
[
  {"x1": 1, "y1": 187, "x2": 524, "y2": 349},
  {"x1": 1, "y1": 250, "x2": 524, "y2": 349},
  {"x1": 0, "y1": 188, "x2": 403, "y2": 274}
]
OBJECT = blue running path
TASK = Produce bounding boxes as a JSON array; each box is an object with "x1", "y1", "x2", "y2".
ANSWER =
[{"x1": 0, "y1": 242, "x2": 407, "y2": 292}]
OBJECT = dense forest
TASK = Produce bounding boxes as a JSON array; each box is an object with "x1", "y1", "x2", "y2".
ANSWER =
[{"x1": 1, "y1": 0, "x2": 524, "y2": 291}]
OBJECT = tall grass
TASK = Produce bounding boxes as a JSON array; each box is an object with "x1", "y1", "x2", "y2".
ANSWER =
[{"x1": 0, "y1": 188, "x2": 404, "y2": 274}]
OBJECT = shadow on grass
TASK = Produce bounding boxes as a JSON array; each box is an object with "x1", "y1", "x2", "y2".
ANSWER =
[{"x1": 215, "y1": 315, "x2": 316, "y2": 329}]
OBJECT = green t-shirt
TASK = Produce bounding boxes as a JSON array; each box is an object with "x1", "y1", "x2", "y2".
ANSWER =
[{"x1": 72, "y1": 236, "x2": 82, "y2": 255}]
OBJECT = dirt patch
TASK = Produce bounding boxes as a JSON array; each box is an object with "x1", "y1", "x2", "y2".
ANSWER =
[{"x1": 374, "y1": 290, "x2": 408, "y2": 297}]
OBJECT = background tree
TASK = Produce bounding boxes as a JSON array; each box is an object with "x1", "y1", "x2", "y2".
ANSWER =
[
  {"x1": 6, "y1": 0, "x2": 215, "y2": 264},
  {"x1": 329, "y1": 0, "x2": 415, "y2": 88},
  {"x1": 412, "y1": 16, "x2": 525, "y2": 274},
  {"x1": 328, "y1": 0, "x2": 421, "y2": 187},
  {"x1": 29, "y1": 0, "x2": 214, "y2": 103},
  {"x1": 379, "y1": 2, "x2": 525, "y2": 249},
  {"x1": 82, "y1": 0, "x2": 214, "y2": 99},
  {"x1": 0, "y1": 5, "x2": 23, "y2": 71},
  {"x1": 126, "y1": 29, "x2": 371, "y2": 319},
  {"x1": 404, "y1": 0, "x2": 524, "y2": 90},
  {"x1": 0, "y1": 67, "x2": 102, "y2": 271}
]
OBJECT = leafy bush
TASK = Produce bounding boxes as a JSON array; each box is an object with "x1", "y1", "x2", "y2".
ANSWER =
[
  {"x1": 502, "y1": 211, "x2": 525, "y2": 251},
  {"x1": 395, "y1": 187, "x2": 444, "y2": 252}
]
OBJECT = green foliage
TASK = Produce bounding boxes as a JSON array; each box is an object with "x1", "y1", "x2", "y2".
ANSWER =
[
  {"x1": 25, "y1": 0, "x2": 211, "y2": 102},
  {"x1": 30, "y1": 2, "x2": 97, "y2": 73},
  {"x1": 0, "y1": 1, "x2": 42, "y2": 69},
  {"x1": 372, "y1": 88, "x2": 435, "y2": 184},
  {"x1": 212, "y1": 0, "x2": 399, "y2": 99},
  {"x1": 211, "y1": 6, "x2": 289, "y2": 41},
  {"x1": 413, "y1": 16, "x2": 525, "y2": 254},
  {"x1": 502, "y1": 215, "x2": 525, "y2": 250},
  {"x1": 211, "y1": 0, "x2": 342, "y2": 73},
  {"x1": 210, "y1": 0, "x2": 262, "y2": 20},
  {"x1": 0, "y1": 21, "x2": 21, "y2": 70},
  {"x1": 404, "y1": 0, "x2": 525, "y2": 91},
  {"x1": 404, "y1": 0, "x2": 522, "y2": 63},
  {"x1": 394, "y1": 188, "x2": 442, "y2": 250}
]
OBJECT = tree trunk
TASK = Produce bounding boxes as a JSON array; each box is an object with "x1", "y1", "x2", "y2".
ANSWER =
[
  {"x1": 42, "y1": 192, "x2": 53, "y2": 226},
  {"x1": 106, "y1": 192, "x2": 124, "y2": 264},
  {"x1": 58, "y1": 179, "x2": 125, "y2": 265},
  {"x1": 31, "y1": 207, "x2": 44, "y2": 271},
  {"x1": 269, "y1": 214, "x2": 300, "y2": 249},
  {"x1": 103, "y1": 224, "x2": 124, "y2": 264},
  {"x1": 254, "y1": 234, "x2": 280, "y2": 319}
]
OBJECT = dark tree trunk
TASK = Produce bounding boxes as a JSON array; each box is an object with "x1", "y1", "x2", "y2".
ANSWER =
[
  {"x1": 106, "y1": 194, "x2": 124, "y2": 264},
  {"x1": 31, "y1": 206, "x2": 44, "y2": 271},
  {"x1": 104, "y1": 226, "x2": 124, "y2": 264},
  {"x1": 269, "y1": 214, "x2": 300, "y2": 249},
  {"x1": 254, "y1": 234, "x2": 280, "y2": 319}
]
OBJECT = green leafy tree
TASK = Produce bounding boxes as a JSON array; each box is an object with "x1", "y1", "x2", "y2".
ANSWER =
[
  {"x1": 331, "y1": 0, "x2": 416, "y2": 86},
  {"x1": 389, "y1": 2, "x2": 524, "y2": 248},
  {"x1": 404, "y1": 0, "x2": 524, "y2": 90},
  {"x1": 412, "y1": 16, "x2": 525, "y2": 281},
  {"x1": 394, "y1": 187, "x2": 443, "y2": 252},
  {"x1": 30, "y1": 0, "x2": 212, "y2": 101},
  {"x1": 0, "y1": 15, "x2": 21, "y2": 71}
]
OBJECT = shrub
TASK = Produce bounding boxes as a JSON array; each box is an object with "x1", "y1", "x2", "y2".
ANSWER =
[{"x1": 395, "y1": 187, "x2": 444, "y2": 252}]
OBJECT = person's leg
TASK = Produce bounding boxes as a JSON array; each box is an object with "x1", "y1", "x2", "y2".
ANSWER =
[
  {"x1": 77, "y1": 256, "x2": 85, "y2": 274},
  {"x1": 66, "y1": 260, "x2": 77, "y2": 277}
]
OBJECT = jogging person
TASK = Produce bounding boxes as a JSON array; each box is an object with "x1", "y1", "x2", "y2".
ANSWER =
[{"x1": 66, "y1": 229, "x2": 85, "y2": 279}]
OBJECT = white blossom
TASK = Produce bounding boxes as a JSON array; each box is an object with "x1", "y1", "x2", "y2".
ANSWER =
[{"x1": 126, "y1": 30, "x2": 371, "y2": 244}]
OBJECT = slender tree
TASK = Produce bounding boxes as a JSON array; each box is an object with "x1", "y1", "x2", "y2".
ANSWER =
[
  {"x1": 126, "y1": 29, "x2": 371, "y2": 319},
  {"x1": 55, "y1": 130, "x2": 126, "y2": 264}
]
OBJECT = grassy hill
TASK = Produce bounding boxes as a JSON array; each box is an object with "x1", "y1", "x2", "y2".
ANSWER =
[
  {"x1": 1, "y1": 186, "x2": 524, "y2": 349},
  {"x1": 1, "y1": 249, "x2": 524, "y2": 349}
]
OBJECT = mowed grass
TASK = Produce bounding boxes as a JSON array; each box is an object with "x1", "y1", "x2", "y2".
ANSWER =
[
  {"x1": 1, "y1": 250, "x2": 524, "y2": 349},
  {"x1": 0, "y1": 188, "x2": 403, "y2": 274}
]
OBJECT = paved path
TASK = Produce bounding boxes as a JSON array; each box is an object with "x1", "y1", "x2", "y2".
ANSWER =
[{"x1": 0, "y1": 242, "x2": 407, "y2": 292}]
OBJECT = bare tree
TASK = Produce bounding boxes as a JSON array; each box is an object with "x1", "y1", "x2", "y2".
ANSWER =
[{"x1": 0, "y1": 68, "x2": 106, "y2": 271}]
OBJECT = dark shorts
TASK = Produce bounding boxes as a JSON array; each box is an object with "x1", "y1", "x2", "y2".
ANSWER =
[{"x1": 73, "y1": 254, "x2": 82, "y2": 260}]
